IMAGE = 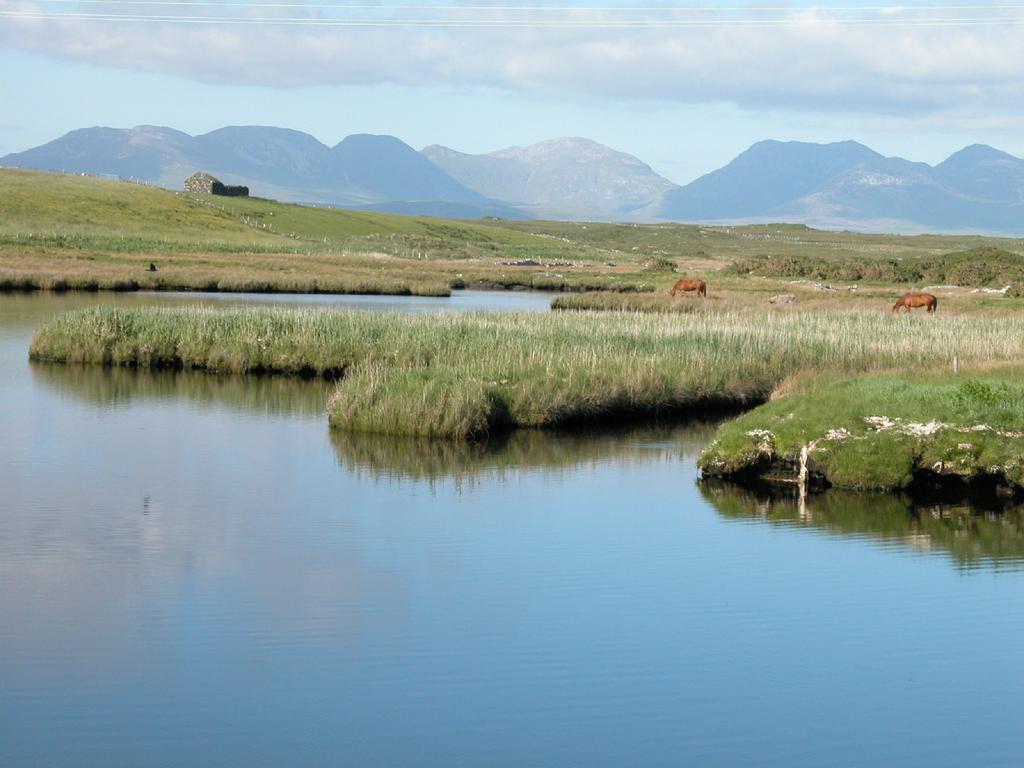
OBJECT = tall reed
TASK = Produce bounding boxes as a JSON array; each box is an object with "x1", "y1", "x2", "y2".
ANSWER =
[{"x1": 30, "y1": 304, "x2": 1024, "y2": 438}]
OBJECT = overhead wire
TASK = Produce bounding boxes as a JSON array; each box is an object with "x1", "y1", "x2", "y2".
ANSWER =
[{"x1": 3, "y1": 1, "x2": 1023, "y2": 26}]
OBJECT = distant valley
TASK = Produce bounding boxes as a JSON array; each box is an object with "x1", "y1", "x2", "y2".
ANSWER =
[{"x1": 4, "y1": 126, "x2": 1024, "y2": 235}]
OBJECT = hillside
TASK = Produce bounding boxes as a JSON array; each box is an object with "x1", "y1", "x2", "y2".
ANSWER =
[
  {"x1": 0, "y1": 168, "x2": 550, "y2": 252},
  {"x1": 0, "y1": 168, "x2": 656, "y2": 296}
]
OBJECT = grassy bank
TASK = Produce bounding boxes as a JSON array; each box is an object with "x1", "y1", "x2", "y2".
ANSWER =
[
  {"x1": 30, "y1": 304, "x2": 1024, "y2": 438},
  {"x1": 699, "y1": 370, "x2": 1024, "y2": 492},
  {"x1": 0, "y1": 260, "x2": 451, "y2": 296}
]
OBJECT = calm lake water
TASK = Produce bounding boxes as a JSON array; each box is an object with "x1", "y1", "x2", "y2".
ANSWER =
[{"x1": 2, "y1": 291, "x2": 1023, "y2": 767}]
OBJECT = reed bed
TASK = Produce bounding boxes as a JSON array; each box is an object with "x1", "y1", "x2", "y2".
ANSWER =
[
  {"x1": 0, "y1": 252, "x2": 651, "y2": 298},
  {"x1": 0, "y1": 267, "x2": 451, "y2": 297},
  {"x1": 30, "y1": 304, "x2": 1024, "y2": 438},
  {"x1": 552, "y1": 292, "x2": 708, "y2": 313}
]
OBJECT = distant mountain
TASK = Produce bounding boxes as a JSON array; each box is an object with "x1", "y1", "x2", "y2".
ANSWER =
[
  {"x1": 658, "y1": 139, "x2": 1024, "y2": 234},
  {"x1": 934, "y1": 144, "x2": 1024, "y2": 204},
  {"x1": 0, "y1": 125, "x2": 196, "y2": 183},
  {"x1": 331, "y1": 134, "x2": 485, "y2": 204},
  {"x1": 422, "y1": 137, "x2": 677, "y2": 219},
  {"x1": 7, "y1": 127, "x2": 1024, "y2": 233},
  {"x1": 659, "y1": 140, "x2": 882, "y2": 220},
  {"x1": 189, "y1": 126, "x2": 331, "y2": 191},
  {"x1": 0, "y1": 125, "x2": 524, "y2": 217}
]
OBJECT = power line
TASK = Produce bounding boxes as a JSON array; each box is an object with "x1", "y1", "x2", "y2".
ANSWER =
[
  {"x1": 26, "y1": 1, "x2": 1024, "y2": 9},
  {"x1": 5, "y1": 7, "x2": 1024, "y2": 25}
]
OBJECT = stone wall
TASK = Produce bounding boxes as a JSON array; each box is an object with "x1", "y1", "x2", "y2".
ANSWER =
[{"x1": 184, "y1": 172, "x2": 248, "y2": 197}]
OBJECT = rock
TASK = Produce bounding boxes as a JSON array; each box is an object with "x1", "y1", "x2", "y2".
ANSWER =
[{"x1": 769, "y1": 293, "x2": 796, "y2": 304}]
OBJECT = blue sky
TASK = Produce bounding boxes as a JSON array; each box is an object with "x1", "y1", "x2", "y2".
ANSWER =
[{"x1": 2, "y1": 1, "x2": 1024, "y2": 184}]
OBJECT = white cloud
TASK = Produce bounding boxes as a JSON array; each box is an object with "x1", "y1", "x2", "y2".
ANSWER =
[{"x1": 2, "y1": 2, "x2": 1024, "y2": 117}]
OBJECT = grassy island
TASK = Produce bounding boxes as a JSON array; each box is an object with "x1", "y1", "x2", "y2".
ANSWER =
[
  {"x1": 699, "y1": 371, "x2": 1024, "y2": 493},
  {"x1": 29, "y1": 304, "x2": 1024, "y2": 439}
]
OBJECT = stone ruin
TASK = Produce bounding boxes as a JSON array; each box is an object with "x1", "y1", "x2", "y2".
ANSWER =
[{"x1": 184, "y1": 172, "x2": 249, "y2": 197}]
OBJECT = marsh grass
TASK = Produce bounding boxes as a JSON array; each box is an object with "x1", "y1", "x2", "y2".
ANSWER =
[
  {"x1": 0, "y1": 244, "x2": 653, "y2": 297},
  {"x1": 0, "y1": 262, "x2": 452, "y2": 297},
  {"x1": 552, "y1": 292, "x2": 708, "y2": 313},
  {"x1": 31, "y1": 304, "x2": 1024, "y2": 438}
]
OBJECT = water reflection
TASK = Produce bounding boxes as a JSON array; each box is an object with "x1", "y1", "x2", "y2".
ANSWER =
[
  {"x1": 31, "y1": 360, "x2": 330, "y2": 418},
  {"x1": 699, "y1": 480, "x2": 1024, "y2": 569},
  {"x1": 331, "y1": 421, "x2": 719, "y2": 483},
  {"x1": 5, "y1": 292, "x2": 1024, "y2": 767}
]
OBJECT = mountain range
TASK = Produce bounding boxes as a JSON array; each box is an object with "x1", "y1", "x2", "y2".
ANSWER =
[
  {"x1": 0, "y1": 125, "x2": 527, "y2": 219},
  {"x1": 660, "y1": 139, "x2": 1024, "y2": 234},
  {"x1": 423, "y1": 137, "x2": 676, "y2": 220},
  {"x1": 4, "y1": 126, "x2": 1024, "y2": 235}
]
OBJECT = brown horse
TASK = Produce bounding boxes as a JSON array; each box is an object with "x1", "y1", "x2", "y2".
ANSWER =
[
  {"x1": 669, "y1": 279, "x2": 707, "y2": 298},
  {"x1": 891, "y1": 292, "x2": 937, "y2": 314}
]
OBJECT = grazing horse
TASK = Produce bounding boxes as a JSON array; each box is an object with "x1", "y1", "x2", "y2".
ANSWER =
[
  {"x1": 669, "y1": 279, "x2": 707, "y2": 298},
  {"x1": 891, "y1": 292, "x2": 937, "y2": 314}
]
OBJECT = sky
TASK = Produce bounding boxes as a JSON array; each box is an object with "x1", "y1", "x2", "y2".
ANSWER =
[{"x1": 2, "y1": 1, "x2": 1024, "y2": 185}]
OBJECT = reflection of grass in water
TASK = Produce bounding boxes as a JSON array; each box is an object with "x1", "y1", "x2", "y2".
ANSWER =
[
  {"x1": 699, "y1": 480, "x2": 1024, "y2": 569},
  {"x1": 331, "y1": 421, "x2": 719, "y2": 481},
  {"x1": 31, "y1": 360, "x2": 330, "y2": 418}
]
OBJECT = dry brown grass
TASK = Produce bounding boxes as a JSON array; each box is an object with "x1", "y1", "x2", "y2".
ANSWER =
[{"x1": 0, "y1": 247, "x2": 658, "y2": 296}]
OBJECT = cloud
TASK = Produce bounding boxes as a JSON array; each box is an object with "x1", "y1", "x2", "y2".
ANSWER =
[{"x1": 2, "y1": 2, "x2": 1024, "y2": 117}]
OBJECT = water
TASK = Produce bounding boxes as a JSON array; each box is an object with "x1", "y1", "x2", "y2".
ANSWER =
[{"x1": 2, "y1": 291, "x2": 1023, "y2": 767}]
